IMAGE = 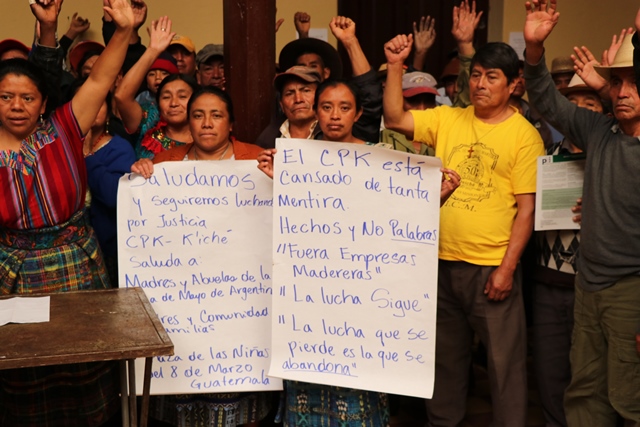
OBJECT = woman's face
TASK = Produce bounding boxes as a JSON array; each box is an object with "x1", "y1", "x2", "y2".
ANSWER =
[
  {"x1": 158, "y1": 79, "x2": 193, "y2": 126},
  {"x1": 189, "y1": 93, "x2": 232, "y2": 153},
  {"x1": 80, "y1": 55, "x2": 100, "y2": 78},
  {"x1": 316, "y1": 84, "x2": 362, "y2": 143},
  {"x1": 146, "y1": 69, "x2": 170, "y2": 96},
  {"x1": 0, "y1": 73, "x2": 46, "y2": 140}
]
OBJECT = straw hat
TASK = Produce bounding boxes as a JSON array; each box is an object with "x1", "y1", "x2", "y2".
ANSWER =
[
  {"x1": 559, "y1": 74, "x2": 595, "y2": 96},
  {"x1": 594, "y1": 32, "x2": 634, "y2": 80}
]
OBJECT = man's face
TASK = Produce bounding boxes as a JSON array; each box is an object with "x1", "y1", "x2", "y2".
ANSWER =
[
  {"x1": 552, "y1": 72, "x2": 573, "y2": 90},
  {"x1": 512, "y1": 67, "x2": 526, "y2": 98},
  {"x1": 469, "y1": 65, "x2": 515, "y2": 113},
  {"x1": 279, "y1": 78, "x2": 317, "y2": 125},
  {"x1": 296, "y1": 53, "x2": 329, "y2": 81},
  {"x1": 168, "y1": 45, "x2": 196, "y2": 76},
  {"x1": 0, "y1": 49, "x2": 28, "y2": 61},
  {"x1": 567, "y1": 90, "x2": 603, "y2": 114},
  {"x1": 442, "y1": 77, "x2": 457, "y2": 100},
  {"x1": 403, "y1": 93, "x2": 436, "y2": 111},
  {"x1": 609, "y1": 67, "x2": 640, "y2": 123},
  {"x1": 197, "y1": 57, "x2": 224, "y2": 89}
]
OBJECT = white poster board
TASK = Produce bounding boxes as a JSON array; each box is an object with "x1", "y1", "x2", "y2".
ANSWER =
[
  {"x1": 535, "y1": 154, "x2": 585, "y2": 231},
  {"x1": 269, "y1": 139, "x2": 441, "y2": 399},
  {"x1": 118, "y1": 161, "x2": 282, "y2": 394}
]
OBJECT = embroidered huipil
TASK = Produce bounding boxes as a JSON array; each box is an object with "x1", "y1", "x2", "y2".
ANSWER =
[{"x1": 0, "y1": 103, "x2": 86, "y2": 230}]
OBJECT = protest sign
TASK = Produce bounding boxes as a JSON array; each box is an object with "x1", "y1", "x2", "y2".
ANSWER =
[
  {"x1": 269, "y1": 139, "x2": 441, "y2": 398},
  {"x1": 118, "y1": 161, "x2": 281, "y2": 394}
]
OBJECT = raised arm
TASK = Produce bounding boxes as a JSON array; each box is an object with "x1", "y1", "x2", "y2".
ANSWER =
[
  {"x1": 383, "y1": 34, "x2": 415, "y2": 139},
  {"x1": 453, "y1": 0, "x2": 482, "y2": 58},
  {"x1": 294, "y1": 12, "x2": 310, "y2": 39},
  {"x1": 63, "y1": 13, "x2": 91, "y2": 51},
  {"x1": 523, "y1": 0, "x2": 560, "y2": 65},
  {"x1": 114, "y1": 16, "x2": 175, "y2": 133},
  {"x1": 412, "y1": 16, "x2": 436, "y2": 72},
  {"x1": 72, "y1": 0, "x2": 133, "y2": 135},
  {"x1": 451, "y1": 0, "x2": 483, "y2": 107},
  {"x1": 30, "y1": 0, "x2": 62, "y2": 48},
  {"x1": 29, "y1": 0, "x2": 64, "y2": 110},
  {"x1": 330, "y1": 16, "x2": 370, "y2": 77},
  {"x1": 571, "y1": 45, "x2": 609, "y2": 101}
]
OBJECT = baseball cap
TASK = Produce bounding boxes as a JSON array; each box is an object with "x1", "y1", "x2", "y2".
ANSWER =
[
  {"x1": 274, "y1": 66, "x2": 322, "y2": 92},
  {"x1": 170, "y1": 35, "x2": 196, "y2": 54},
  {"x1": 68, "y1": 40, "x2": 105, "y2": 73},
  {"x1": 149, "y1": 51, "x2": 179, "y2": 74},
  {"x1": 0, "y1": 39, "x2": 30, "y2": 59},
  {"x1": 196, "y1": 44, "x2": 223, "y2": 66},
  {"x1": 402, "y1": 72, "x2": 438, "y2": 97}
]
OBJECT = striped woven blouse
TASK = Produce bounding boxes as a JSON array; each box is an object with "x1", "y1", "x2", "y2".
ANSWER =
[{"x1": 0, "y1": 102, "x2": 87, "y2": 230}]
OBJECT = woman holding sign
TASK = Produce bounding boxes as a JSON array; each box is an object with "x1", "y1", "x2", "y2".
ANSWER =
[
  {"x1": 257, "y1": 80, "x2": 460, "y2": 426},
  {"x1": 0, "y1": 0, "x2": 133, "y2": 425},
  {"x1": 258, "y1": 81, "x2": 393, "y2": 427},
  {"x1": 131, "y1": 86, "x2": 270, "y2": 427},
  {"x1": 257, "y1": 80, "x2": 461, "y2": 204}
]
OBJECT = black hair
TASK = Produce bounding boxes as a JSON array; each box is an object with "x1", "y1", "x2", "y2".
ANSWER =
[
  {"x1": 155, "y1": 73, "x2": 200, "y2": 105},
  {"x1": 0, "y1": 58, "x2": 52, "y2": 116},
  {"x1": 313, "y1": 79, "x2": 362, "y2": 112},
  {"x1": 187, "y1": 86, "x2": 235, "y2": 123},
  {"x1": 470, "y1": 42, "x2": 520, "y2": 84},
  {"x1": 76, "y1": 50, "x2": 103, "y2": 77}
]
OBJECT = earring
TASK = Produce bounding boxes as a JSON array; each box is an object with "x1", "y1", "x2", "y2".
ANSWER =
[
  {"x1": 39, "y1": 114, "x2": 44, "y2": 126},
  {"x1": 105, "y1": 118, "x2": 110, "y2": 135}
]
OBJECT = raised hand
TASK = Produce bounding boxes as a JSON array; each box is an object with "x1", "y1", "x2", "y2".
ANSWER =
[
  {"x1": 602, "y1": 27, "x2": 633, "y2": 66},
  {"x1": 294, "y1": 11, "x2": 311, "y2": 38},
  {"x1": 30, "y1": 0, "x2": 63, "y2": 26},
  {"x1": 275, "y1": 18, "x2": 285, "y2": 33},
  {"x1": 413, "y1": 16, "x2": 436, "y2": 53},
  {"x1": 571, "y1": 46, "x2": 607, "y2": 91},
  {"x1": 523, "y1": 0, "x2": 560, "y2": 46},
  {"x1": 329, "y1": 16, "x2": 357, "y2": 44},
  {"x1": 66, "y1": 12, "x2": 90, "y2": 39},
  {"x1": 452, "y1": 0, "x2": 483, "y2": 55},
  {"x1": 384, "y1": 34, "x2": 413, "y2": 65},
  {"x1": 147, "y1": 16, "x2": 175, "y2": 52},
  {"x1": 103, "y1": 0, "x2": 134, "y2": 31},
  {"x1": 131, "y1": 0, "x2": 148, "y2": 30}
]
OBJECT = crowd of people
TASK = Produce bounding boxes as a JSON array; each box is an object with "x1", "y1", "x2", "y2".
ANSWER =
[{"x1": 0, "y1": 0, "x2": 639, "y2": 426}]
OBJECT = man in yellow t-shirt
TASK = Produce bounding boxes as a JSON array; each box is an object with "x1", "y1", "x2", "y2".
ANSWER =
[{"x1": 383, "y1": 35, "x2": 544, "y2": 427}]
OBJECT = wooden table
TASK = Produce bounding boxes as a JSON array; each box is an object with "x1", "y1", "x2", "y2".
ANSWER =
[{"x1": 0, "y1": 287, "x2": 173, "y2": 427}]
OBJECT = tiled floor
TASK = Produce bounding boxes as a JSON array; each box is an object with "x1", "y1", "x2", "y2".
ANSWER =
[{"x1": 389, "y1": 360, "x2": 547, "y2": 427}]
